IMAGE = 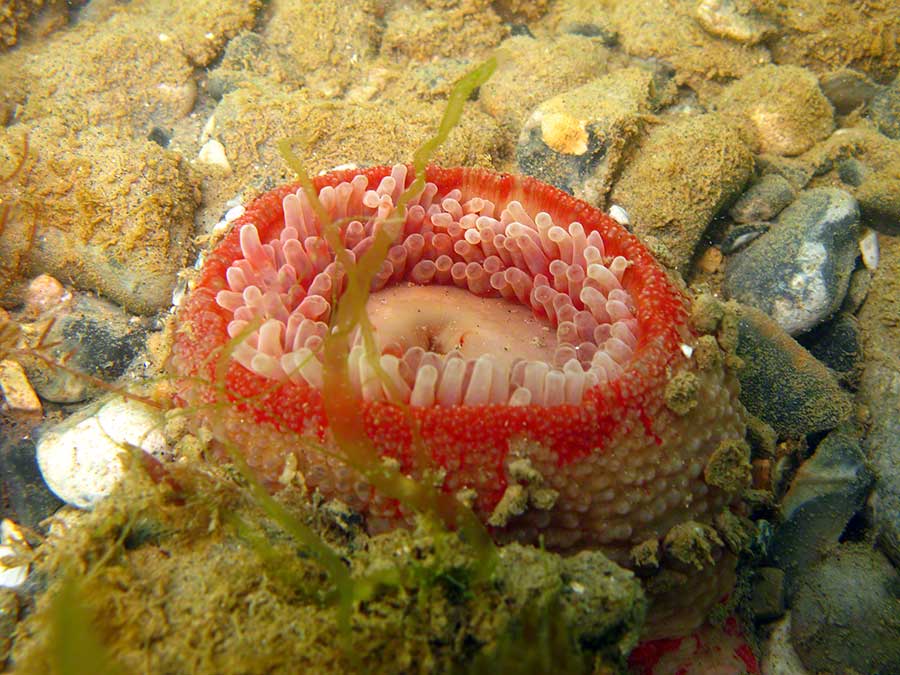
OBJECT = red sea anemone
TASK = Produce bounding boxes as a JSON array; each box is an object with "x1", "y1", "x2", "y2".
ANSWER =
[{"x1": 170, "y1": 164, "x2": 748, "y2": 635}]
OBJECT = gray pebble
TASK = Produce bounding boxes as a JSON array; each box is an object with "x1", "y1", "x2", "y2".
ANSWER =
[
  {"x1": 768, "y1": 427, "x2": 873, "y2": 596},
  {"x1": 0, "y1": 433, "x2": 62, "y2": 529},
  {"x1": 516, "y1": 67, "x2": 659, "y2": 204},
  {"x1": 790, "y1": 544, "x2": 900, "y2": 675},
  {"x1": 860, "y1": 364, "x2": 900, "y2": 567},
  {"x1": 868, "y1": 75, "x2": 900, "y2": 139},
  {"x1": 804, "y1": 314, "x2": 863, "y2": 388},
  {"x1": 728, "y1": 173, "x2": 795, "y2": 223},
  {"x1": 819, "y1": 68, "x2": 881, "y2": 115},
  {"x1": 749, "y1": 566, "x2": 786, "y2": 622},
  {"x1": 734, "y1": 305, "x2": 852, "y2": 437},
  {"x1": 719, "y1": 222, "x2": 770, "y2": 254},
  {"x1": 725, "y1": 188, "x2": 861, "y2": 335},
  {"x1": 837, "y1": 157, "x2": 871, "y2": 187},
  {"x1": 23, "y1": 294, "x2": 149, "y2": 404}
]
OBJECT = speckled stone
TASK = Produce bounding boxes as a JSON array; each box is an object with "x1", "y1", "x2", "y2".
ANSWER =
[
  {"x1": 516, "y1": 67, "x2": 660, "y2": 204},
  {"x1": 868, "y1": 75, "x2": 900, "y2": 139},
  {"x1": 733, "y1": 305, "x2": 852, "y2": 437},
  {"x1": 725, "y1": 188, "x2": 860, "y2": 335},
  {"x1": 791, "y1": 544, "x2": 900, "y2": 675},
  {"x1": 728, "y1": 174, "x2": 795, "y2": 223},
  {"x1": 768, "y1": 427, "x2": 872, "y2": 596}
]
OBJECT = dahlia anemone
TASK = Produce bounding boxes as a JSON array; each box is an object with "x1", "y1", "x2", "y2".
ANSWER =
[{"x1": 170, "y1": 163, "x2": 748, "y2": 635}]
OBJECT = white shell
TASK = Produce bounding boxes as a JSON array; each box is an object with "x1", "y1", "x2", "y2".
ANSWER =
[
  {"x1": 609, "y1": 204, "x2": 630, "y2": 226},
  {"x1": 37, "y1": 397, "x2": 168, "y2": 509},
  {"x1": 859, "y1": 228, "x2": 879, "y2": 271}
]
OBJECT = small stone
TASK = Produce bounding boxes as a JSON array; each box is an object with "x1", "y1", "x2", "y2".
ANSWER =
[
  {"x1": 733, "y1": 305, "x2": 852, "y2": 436},
  {"x1": 728, "y1": 173, "x2": 795, "y2": 223},
  {"x1": 629, "y1": 539, "x2": 660, "y2": 570},
  {"x1": 749, "y1": 566, "x2": 785, "y2": 622},
  {"x1": 769, "y1": 427, "x2": 872, "y2": 596},
  {"x1": 690, "y1": 294, "x2": 725, "y2": 334},
  {"x1": 611, "y1": 113, "x2": 753, "y2": 273},
  {"x1": 791, "y1": 544, "x2": 900, "y2": 675},
  {"x1": 855, "y1": 167, "x2": 900, "y2": 236},
  {"x1": 819, "y1": 68, "x2": 881, "y2": 115},
  {"x1": 22, "y1": 274, "x2": 70, "y2": 320},
  {"x1": 836, "y1": 157, "x2": 870, "y2": 187},
  {"x1": 718, "y1": 65, "x2": 835, "y2": 156},
  {"x1": 719, "y1": 221, "x2": 770, "y2": 255},
  {"x1": 761, "y1": 615, "x2": 812, "y2": 675},
  {"x1": 20, "y1": 293, "x2": 149, "y2": 404},
  {"x1": 0, "y1": 589, "x2": 18, "y2": 667},
  {"x1": 842, "y1": 267, "x2": 872, "y2": 314},
  {"x1": 695, "y1": 246, "x2": 723, "y2": 274},
  {"x1": 868, "y1": 75, "x2": 900, "y2": 139},
  {"x1": 858, "y1": 228, "x2": 879, "y2": 271},
  {"x1": 0, "y1": 432, "x2": 62, "y2": 529},
  {"x1": 804, "y1": 314, "x2": 863, "y2": 388},
  {"x1": 198, "y1": 139, "x2": 231, "y2": 172},
  {"x1": 694, "y1": 0, "x2": 775, "y2": 45},
  {"x1": 0, "y1": 360, "x2": 41, "y2": 414},
  {"x1": 36, "y1": 396, "x2": 168, "y2": 509},
  {"x1": 725, "y1": 188, "x2": 861, "y2": 335},
  {"x1": 516, "y1": 67, "x2": 658, "y2": 204}
]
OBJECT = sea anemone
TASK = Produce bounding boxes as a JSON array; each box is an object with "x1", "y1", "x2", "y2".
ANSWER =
[{"x1": 170, "y1": 164, "x2": 748, "y2": 636}]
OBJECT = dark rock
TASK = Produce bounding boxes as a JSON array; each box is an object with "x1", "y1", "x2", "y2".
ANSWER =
[
  {"x1": 842, "y1": 267, "x2": 872, "y2": 314},
  {"x1": 857, "y1": 235, "x2": 900, "y2": 566},
  {"x1": 148, "y1": 126, "x2": 171, "y2": 148},
  {"x1": 860, "y1": 364, "x2": 900, "y2": 567},
  {"x1": 755, "y1": 155, "x2": 813, "y2": 192},
  {"x1": 803, "y1": 314, "x2": 863, "y2": 388},
  {"x1": 837, "y1": 157, "x2": 870, "y2": 187},
  {"x1": 725, "y1": 188, "x2": 860, "y2": 335},
  {"x1": 22, "y1": 294, "x2": 149, "y2": 403},
  {"x1": 768, "y1": 427, "x2": 873, "y2": 595},
  {"x1": 734, "y1": 305, "x2": 853, "y2": 437},
  {"x1": 0, "y1": 419, "x2": 62, "y2": 529},
  {"x1": 719, "y1": 222, "x2": 770, "y2": 255},
  {"x1": 728, "y1": 174, "x2": 795, "y2": 223},
  {"x1": 868, "y1": 76, "x2": 900, "y2": 139},
  {"x1": 749, "y1": 566, "x2": 785, "y2": 622},
  {"x1": 856, "y1": 169, "x2": 900, "y2": 236},
  {"x1": 517, "y1": 67, "x2": 659, "y2": 204},
  {"x1": 790, "y1": 544, "x2": 900, "y2": 675},
  {"x1": 819, "y1": 68, "x2": 881, "y2": 115}
]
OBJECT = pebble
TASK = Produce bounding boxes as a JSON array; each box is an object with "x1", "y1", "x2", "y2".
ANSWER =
[
  {"x1": 855, "y1": 168, "x2": 900, "y2": 236},
  {"x1": 760, "y1": 614, "x2": 811, "y2": 675},
  {"x1": 734, "y1": 305, "x2": 852, "y2": 437},
  {"x1": 836, "y1": 157, "x2": 870, "y2": 187},
  {"x1": 611, "y1": 113, "x2": 753, "y2": 272},
  {"x1": 804, "y1": 314, "x2": 863, "y2": 388},
  {"x1": 198, "y1": 139, "x2": 231, "y2": 172},
  {"x1": 790, "y1": 544, "x2": 900, "y2": 675},
  {"x1": 21, "y1": 293, "x2": 150, "y2": 404},
  {"x1": 749, "y1": 567, "x2": 785, "y2": 622},
  {"x1": 718, "y1": 65, "x2": 834, "y2": 156},
  {"x1": 768, "y1": 427, "x2": 873, "y2": 596},
  {"x1": 819, "y1": 68, "x2": 881, "y2": 115},
  {"x1": 0, "y1": 520, "x2": 29, "y2": 589},
  {"x1": 516, "y1": 67, "x2": 659, "y2": 204},
  {"x1": 728, "y1": 174, "x2": 795, "y2": 223},
  {"x1": 694, "y1": 0, "x2": 775, "y2": 45},
  {"x1": 0, "y1": 431, "x2": 62, "y2": 529},
  {"x1": 0, "y1": 360, "x2": 41, "y2": 415},
  {"x1": 36, "y1": 396, "x2": 168, "y2": 509},
  {"x1": 480, "y1": 34, "x2": 610, "y2": 131},
  {"x1": 868, "y1": 75, "x2": 900, "y2": 139},
  {"x1": 724, "y1": 188, "x2": 861, "y2": 336},
  {"x1": 719, "y1": 221, "x2": 770, "y2": 255},
  {"x1": 860, "y1": 364, "x2": 900, "y2": 567}
]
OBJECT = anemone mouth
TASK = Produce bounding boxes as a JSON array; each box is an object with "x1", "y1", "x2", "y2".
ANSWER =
[{"x1": 199, "y1": 165, "x2": 688, "y2": 409}]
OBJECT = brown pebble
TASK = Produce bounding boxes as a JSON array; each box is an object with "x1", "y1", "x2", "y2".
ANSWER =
[{"x1": 697, "y1": 246, "x2": 724, "y2": 273}]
